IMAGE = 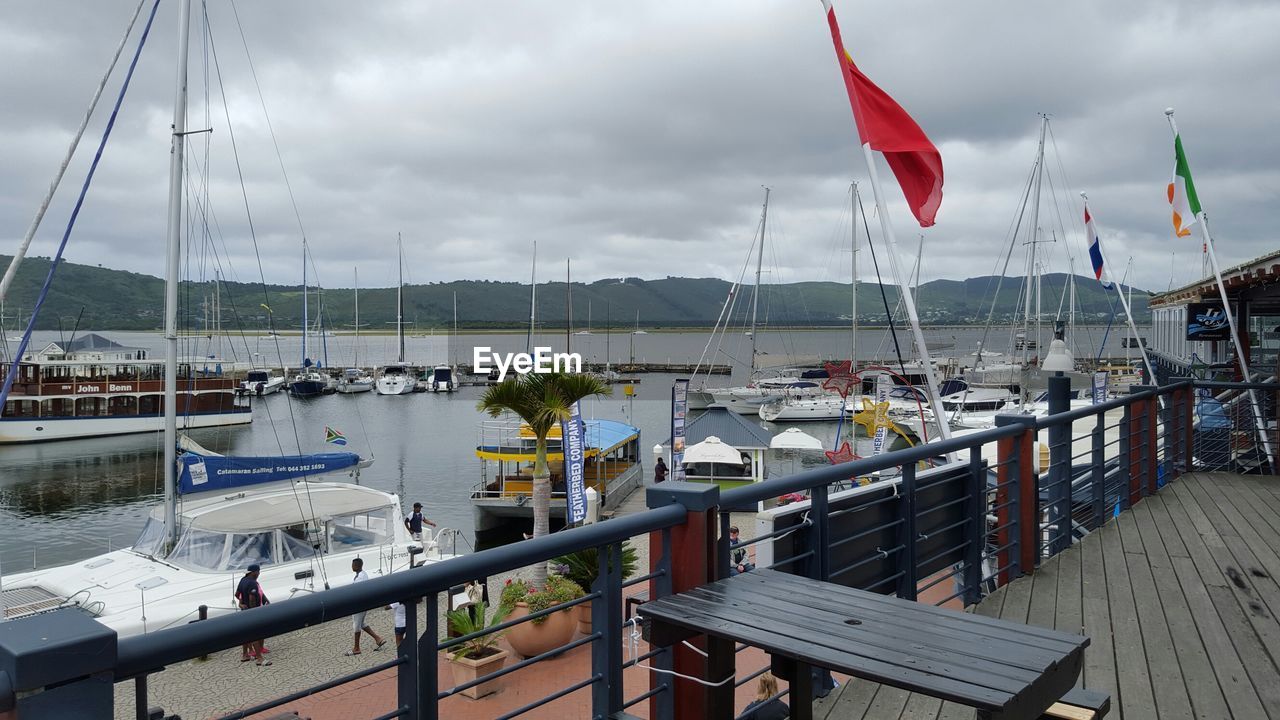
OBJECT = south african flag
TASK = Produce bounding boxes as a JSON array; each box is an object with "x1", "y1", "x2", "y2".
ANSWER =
[{"x1": 325, "y1": 426, "x2": 347, "y2": 446}]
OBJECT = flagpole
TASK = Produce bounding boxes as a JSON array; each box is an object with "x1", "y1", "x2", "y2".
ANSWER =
[
  {"x1": 1081, "y1": 193, "x2": 1159, "y2": 389},
  {"x1": 858, "y1": 142, "x2": 954, "y2": 448},
  {"x1": 1164, "y1": 109, "x2": 1274, "y2": 467}
]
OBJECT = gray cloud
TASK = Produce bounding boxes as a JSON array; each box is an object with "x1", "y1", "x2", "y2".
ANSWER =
[{"x1": 1, "y1": 0, "x2": 1276, "y2": 299}]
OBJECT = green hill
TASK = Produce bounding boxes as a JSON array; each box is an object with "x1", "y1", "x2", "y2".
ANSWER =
[{"x1": 0, "y1": 255, "x2": 1150, "y2": 331}]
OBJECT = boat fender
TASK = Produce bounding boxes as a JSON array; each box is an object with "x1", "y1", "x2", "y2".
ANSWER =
[{"x1": 515, "y1": 494, "x2": 528, "y2": 507}]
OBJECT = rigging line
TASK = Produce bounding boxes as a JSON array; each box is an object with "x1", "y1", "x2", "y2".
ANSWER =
[
  {"x1": 227, "y1": 0, "x2": 309, "y2": 244},
  {"x1": 975, "y1": 158, "x2": 1037, "y2": 367},
  {"x1": 856, "y1": 188, "x2": 909, "y2": 382},
  {"x1": 0, "y1": 0, "x2": 149, "y2": 306},
  {"x1": 204, "y1": 9, "x2": 326, "y2": 555},
  {"x1": 0, "y1": 0, "x2": 162, "y2": 410}
]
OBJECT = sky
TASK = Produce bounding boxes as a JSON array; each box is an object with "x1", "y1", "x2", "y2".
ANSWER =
[{"x1": 1, "y1": 0, "x2": 1277, "y2": 296}]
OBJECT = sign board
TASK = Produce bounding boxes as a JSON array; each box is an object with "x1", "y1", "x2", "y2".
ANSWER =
[
  {"x1": 1092, "y1": 371, "x2": 1108, "y2": 404},
  {"x1": 871, "y1": 375, "x2": 892, "y2": 455},
  {"x1": 1186, "y1": 302, "x2": 1232, "y2": 341},
  {"x1": 671, "y1": 379, "x2": 689, "y2": 481},
  {"x1": 562, "y1": 401, "x2": 587, "y2": 525}
]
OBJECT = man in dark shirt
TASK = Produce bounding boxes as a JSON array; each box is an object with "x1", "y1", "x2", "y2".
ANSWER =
[
  {"x1": 235, "y1": 564, "x2": 270, "y2": 665},
  {"x1": 729, "y1": 526, "x2": 755, "y2": 576},
  {"x1": 404, "y1": 502, "x2": 436, "y2": 541},
  {"x1": 653, "y1": 457, "x2": 668, "y2": 483}
]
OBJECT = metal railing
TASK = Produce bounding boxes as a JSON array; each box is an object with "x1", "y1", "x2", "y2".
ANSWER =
[{"x1": 0, "y1": 379, "x2": 1274, "y2": 720}]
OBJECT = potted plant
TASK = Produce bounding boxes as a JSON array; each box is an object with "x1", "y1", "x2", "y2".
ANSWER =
[
  {"x1": 553, "y1": 541, "x2": 639, "y2": 634},
  {"x1": 443, "y1": 602, "x2": 510, "y2": 699},
  {"x1": 498, "y1": 574, "x2": 585, "y2": 657}
]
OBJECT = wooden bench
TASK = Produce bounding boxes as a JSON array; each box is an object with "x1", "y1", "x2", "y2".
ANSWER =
[{"x1": 638, "y1": 568, "x2": 1104, "y2": 720}]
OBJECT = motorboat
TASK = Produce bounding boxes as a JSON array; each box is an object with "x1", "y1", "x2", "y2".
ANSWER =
[
  {"x1": 427, "y1": 364, "x2": 458, "y2": 393},
  {"x1": 237, "y1": 369, "x2": 285, "y2": 396},
  {"x1": 0, "y1": 449, "x2": 460, "y2": 637},
  {"x1": 335, "y1": 368, "x2": 373, "y2": 394}
]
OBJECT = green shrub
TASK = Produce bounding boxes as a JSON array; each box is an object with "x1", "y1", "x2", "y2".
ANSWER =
[
  {"x1": 499, "y1": 575, "x2": 585, "y2": 624},
  {"x1": 553, "y1": 541, "x2": 639, "y2": 591}
]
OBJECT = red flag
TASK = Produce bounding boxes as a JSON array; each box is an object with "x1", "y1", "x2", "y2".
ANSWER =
[{"x1": 821, "y1": 1, "x2": 943, "y2": 227}]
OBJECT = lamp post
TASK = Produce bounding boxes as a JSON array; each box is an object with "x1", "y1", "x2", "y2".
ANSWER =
[{"x1": 1042, "y1": 321, "x2": 1073, "y2": 555}]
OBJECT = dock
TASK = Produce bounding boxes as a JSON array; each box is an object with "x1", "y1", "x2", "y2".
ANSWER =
[{"x1": 820, "y1": 471, "x2": 1280, "y2": 719}]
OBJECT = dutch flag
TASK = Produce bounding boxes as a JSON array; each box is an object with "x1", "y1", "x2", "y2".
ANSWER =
[{"x1": 1083, "y1": 205, "x2": 1111, "y2": 289}]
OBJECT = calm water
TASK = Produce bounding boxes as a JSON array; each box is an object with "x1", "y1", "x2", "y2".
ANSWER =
[{"x1": 0, "y1": 326, "x2": 1143, "y2": 571}]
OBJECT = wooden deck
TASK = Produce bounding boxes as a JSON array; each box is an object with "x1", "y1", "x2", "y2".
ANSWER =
[{"x1": 814, "y1": 472, "x2": 1280, "y2": 719}]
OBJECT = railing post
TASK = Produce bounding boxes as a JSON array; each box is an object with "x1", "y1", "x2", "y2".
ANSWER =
[
  {"x1": 646, "y1": 481, "x2": 729, "y2": 720},
  {"x1": 398, "y1": 596, "x2": 420, "y2": 720},
  {"x1": 897, "y1": 462, "x2": 918, "y2": 601},
  {"x1": 963, "y1": 452, "x2": 986, "y2": 606},
  {"x1": 1090, "y1": 415, "x2": 1106, "y2": 529},
  {"x1": 1046, "y1": 374, "x2": 1072, "y2": 557},
  {"x1": 592, "y1": 541, "x2": 624, "y2": 717},
  {"x1": 1120, "y1": 401, "x2": 1136, "y2": 510},
  {"x1": 1134, "y1": 386, "x2": 1159, "y2": 494},
  {"x1": 995, "y1": 414, "x2": 1035, "y2": 583},
  {"x1": 420, "y1": 592, "x2": 439, "y2": 720},
  {"x1": 811, "y1": 484, "x2": 830, "y2": 582},
  {"x1": 0, "y1": 609, "x2": 117, "y2": 718},
  {"x1": 1183, "y1": 382, "x2": 1196, "y2": 473}
]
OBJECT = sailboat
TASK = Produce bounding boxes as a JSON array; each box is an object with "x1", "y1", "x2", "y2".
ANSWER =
[
  {"x1": 0, "y1": 6, "x2": 458, "y2": 635},
  {"x1": 375, "y1": 235, "x2": 415, "y2": 395},
  {"x1": 575, "y1": 299, "x2": 593, "y2": 336},
  {"x1": 631, "y1": 309, "x2": 647, "y2": 336},
  {"x1": 287, "y1": 241, "x2": 329, "y2": 397},
  {"x1": 336, "y1": 267, "x2": 373, "y2": 393},
  {"x1": 427, "y1": 292, "x2": 459, "y2": 392}
]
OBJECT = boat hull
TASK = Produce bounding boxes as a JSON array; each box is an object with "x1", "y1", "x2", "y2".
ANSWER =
[
  {"x1": 376, "y1": 377, "x2": 415, "y2": 395},
  {"x1": 288, "y1": 380, "x2": 328, "y2": 397},
  {"x1": 336, "y1": 381, "x2": 373, "y2": 394},
  {"x1": 0, "y1": 409, "x2": 251, "y2": 444}
]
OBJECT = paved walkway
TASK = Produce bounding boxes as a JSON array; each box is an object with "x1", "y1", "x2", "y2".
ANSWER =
[{"x1": 819, "y1": 472, "x2": 1280, "y2": 719}]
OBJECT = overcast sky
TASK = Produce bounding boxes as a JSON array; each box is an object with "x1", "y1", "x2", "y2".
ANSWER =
[{"x1": 2, "y1": 0, "x2": 1276, "y2": 296}]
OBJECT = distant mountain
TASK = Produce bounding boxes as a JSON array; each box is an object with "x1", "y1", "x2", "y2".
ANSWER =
[{"x1": 0, "y1": 255, "x2": 1149, "y2": 331}]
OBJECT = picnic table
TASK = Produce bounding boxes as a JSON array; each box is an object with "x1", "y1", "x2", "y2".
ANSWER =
[{"x1": 639, "y1": 568, "x2": 1104, "y2": 720}]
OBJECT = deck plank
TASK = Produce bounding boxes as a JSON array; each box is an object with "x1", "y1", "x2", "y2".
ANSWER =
[
  {"x1": 1098, "y1": 516, "x2": 1159, "y2": 719},
  {"x1": 1078, "y1": 522, "x2": 1117, "y2": 700},
  {"x1": 1134, "y1": 497, "x2": 1234, "y2": 720}
]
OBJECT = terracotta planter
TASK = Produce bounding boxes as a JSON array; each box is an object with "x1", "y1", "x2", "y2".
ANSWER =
[
  {"x1": 575, "y1": 600, "x2": 592, "y2": 635},
  {"x1": 504, "y1": 601, "x2": 577, "y2": 658},
  {"x1": 447, "y1": 647, "x2": 508, "y2": 699}
]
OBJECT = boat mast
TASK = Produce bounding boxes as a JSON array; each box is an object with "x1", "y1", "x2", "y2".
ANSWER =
[
  {"x1": 163, "y1": 0, "x2": 193, "y2": 545},
  {"x1": 605, "y1": 299, "x2": 611, "y2": 374},
  {"x1": 301, "y1": 240, "x2": 308, "y2": 368},
  {"x1": 353, "y1": 267, "x2": 360, "y2": 368},
  {"x1": 396, "y1": 233, "x2": 404, "y2": 364},
  {"x1": 1025, "y1": 115, "x2": 1048, "y2": 365},
  {"x1": 527, "y1": 241, "x2": 537, "y2": 354},
  {"x1": 565, "y1": 258, "x2": 571, "y2": 354},
  {"x1": 452, "y1": 290, "x2": 458, "y2": 367},
  {"x1": 749, "y1": 187, "x2": 769, "y2": 375},
  {"x1": 630, "y1": 309, "x2": 636, "y2": 365},
  {"x1": 851, "y1": 182, "x2": 858, "y2": 364}
]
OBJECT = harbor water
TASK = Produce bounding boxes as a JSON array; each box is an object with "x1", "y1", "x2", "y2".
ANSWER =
[{"x1": 0, "y1": 326, "x2": 1144, "y2": 571}]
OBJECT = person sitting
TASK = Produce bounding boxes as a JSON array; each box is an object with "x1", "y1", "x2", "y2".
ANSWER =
[
  {"x1": 729, "y1": 525, "x2": 755, "y2": 576},
  {"x1": 742, "y1": 673, "x2": 789, "y2": 719}
]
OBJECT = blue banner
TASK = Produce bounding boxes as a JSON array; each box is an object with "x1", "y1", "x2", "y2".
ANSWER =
[
  {"x1": 562, "y1": 402, "x2": 587, "y2": 524},
  {"x1": 177, "y1": 451, "x2": 362, "y2": 495},
  {"x1": 671, "y1": 379, "x2": 689, "y2": 481}
]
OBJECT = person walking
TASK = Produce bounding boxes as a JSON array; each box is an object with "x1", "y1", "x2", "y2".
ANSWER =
[
  {"x1": 388, "y1": 601, "x2": 407, "y2": 648},
  {"x1": 346, "y1": 558, "x2": 387, "y2": 655},
  {"x1": 235, "y1": 564, "x2": 271, "y2": 666},
  {"x1": 653, "y1": 457, "x2": 668, "y2": 484},
  {"x1": 404, "y1": 502, "x2": 436, "y2": 541}
]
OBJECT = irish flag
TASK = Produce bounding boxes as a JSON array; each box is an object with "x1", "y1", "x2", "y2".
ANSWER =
[{"x1": 1168, "y1": 134, "x2": 1201, "y2": 237}]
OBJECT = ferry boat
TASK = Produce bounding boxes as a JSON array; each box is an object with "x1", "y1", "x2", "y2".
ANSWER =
[
  {"x1": 0, "y1": 334, "x2": 251, "y2": 444},
  {"x1": 471, "y1": 418, "x2": 643, "y2": 537}
]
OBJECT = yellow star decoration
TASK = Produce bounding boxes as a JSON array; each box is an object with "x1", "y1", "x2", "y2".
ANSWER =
[{"x1": 851, "y1": 397, "x2": 914, "y2": 449}]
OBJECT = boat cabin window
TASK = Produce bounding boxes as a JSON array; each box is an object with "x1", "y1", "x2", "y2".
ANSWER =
[
  {"x1": 227, "y1": 532, "x2": 274, "y2": 570},
  {"x1": 279, "y1": 524, "x2": 320, "y2": 561},
  {"x1": 132, "y1": 516, "x2": 167, "y2": 556},
  {"x1": 329, "y1": 507, "x2": 394, "y2": 549},
  {"x1": 168, "y1": 527, "x2": 228, "y2": 570}
]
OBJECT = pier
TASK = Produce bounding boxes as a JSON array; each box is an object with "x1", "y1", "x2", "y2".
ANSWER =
[{"x1": 2, "y1": 378, "x2": 1276, "y2": 719}]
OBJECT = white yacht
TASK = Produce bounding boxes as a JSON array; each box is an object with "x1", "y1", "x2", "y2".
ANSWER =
[
  {"x1": 375, "y1": 364, "x2": 416, "y2": 395},
  {"x1": 0, "y1": 459, "x2": 459, "y2": 637},
  {"x1": 336, "y1": 368, "x2": 374, "y2": 394},
  {"x1": 758, "y1": 394, "x2": 851, "y2": 422},
  {"x1": 427, "y1": 364, "x2": 458, "y2": 393}
]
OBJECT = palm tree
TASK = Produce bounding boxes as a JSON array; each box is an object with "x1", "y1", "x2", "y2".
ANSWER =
[{"x1": 477, "y1": 371, "x2": 609, "y2": 588}]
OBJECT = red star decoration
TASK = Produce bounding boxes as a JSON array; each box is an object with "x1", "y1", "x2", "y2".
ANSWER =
[
  {"x1": 821, "y1": 360, "x2": 859, "y2": 398},
  {"x1": 824, "y1": 441, "x2": 858, "y2": 465}
]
